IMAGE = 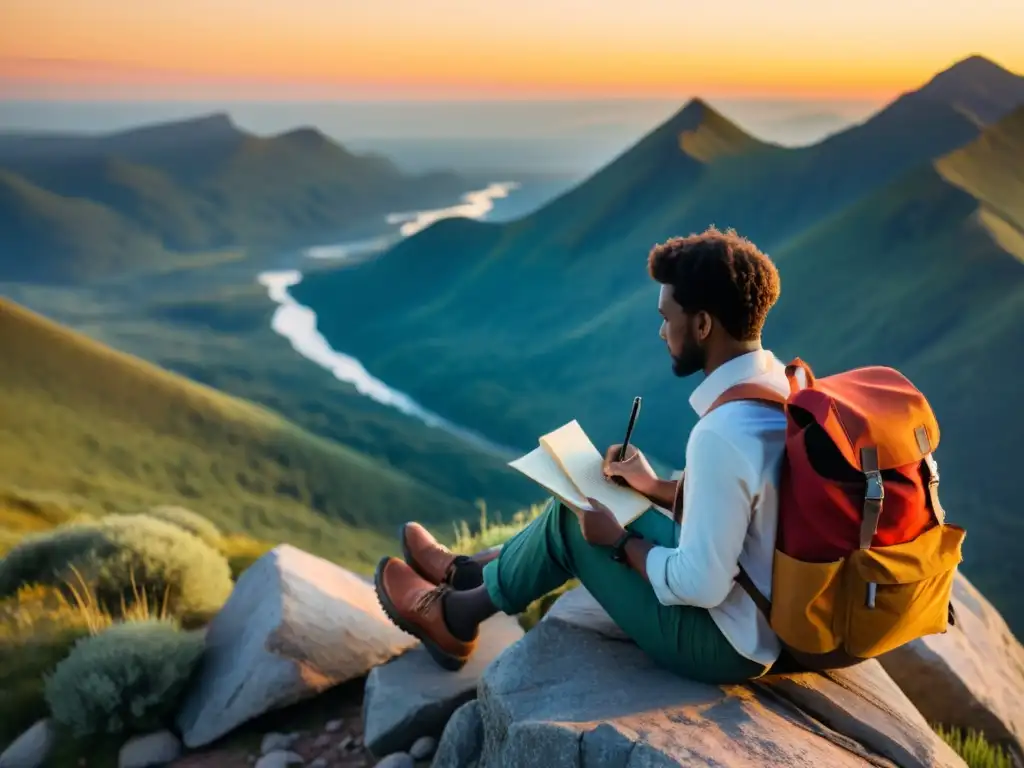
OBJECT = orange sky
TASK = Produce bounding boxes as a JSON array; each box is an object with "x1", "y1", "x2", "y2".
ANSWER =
[{"x1": 2, "y1": 0, "x2": 1022, "y2": 100}]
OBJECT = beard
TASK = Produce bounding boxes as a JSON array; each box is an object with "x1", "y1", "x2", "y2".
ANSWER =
[{"x1": 670, "y1": 325, "x2": 705, "y2": 377}]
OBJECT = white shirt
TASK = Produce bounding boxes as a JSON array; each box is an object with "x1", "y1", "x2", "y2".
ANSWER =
[{"x1": 644, "y1": 348, "x2": 789, "y2": 667}]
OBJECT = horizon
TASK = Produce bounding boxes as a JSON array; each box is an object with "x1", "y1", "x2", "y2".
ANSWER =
[{"x1": 3, "y1": 1, "x2": 1023, "y2": 102}]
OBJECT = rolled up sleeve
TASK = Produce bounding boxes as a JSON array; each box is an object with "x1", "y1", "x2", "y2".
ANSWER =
[{"x1": 645, "y1": 428, "x2": 755, "y2": 608}]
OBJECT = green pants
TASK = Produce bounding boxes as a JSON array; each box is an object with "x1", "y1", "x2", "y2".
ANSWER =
[{"x1": 481, "y1": 497, "x2": 766, "y2": 685}]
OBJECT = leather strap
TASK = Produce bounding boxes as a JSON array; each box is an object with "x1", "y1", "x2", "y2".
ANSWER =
[
  {"x1": 922, "y1": 453, "x2": 946, "y2": 525},
  {"x1": 737, "y1": 564, "x2": 772, "y2": 621},
  {"x1": 860, "y1": 446, "x2": 883, "y2": 550}
]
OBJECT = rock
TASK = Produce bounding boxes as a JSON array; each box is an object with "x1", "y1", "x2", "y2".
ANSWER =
[
  {"x1": 374, "y1": 754, "x2": 414, "y2": 768},
  {"x1": 878, "y1": 572, "x2": 1024, "y2": 762},
  {"x1": 118, "y1": 730, "x2": 182, "y2": 768},
  {"x1": 453, "y1": 589, "x2": 967, "y2": 767},
  {"x1": 363, "y1": 613, "x2": 524, "y2": 756},
  {"x1": 324, "y1": 719, "x2": 344, "y2": 733},
  {"x1": 409, "y1": 736, "x2": 437, "y2": 760},
  {"x1": 431, "y1": 702, "x2": 483, "y2": 768},
  {"x1": 309, "y1": 760, "x2": 328, "y2": 768},
  {"x1": 177, "y1": 544, "x2": 417, "y2": 747},
  {"x1": 261, "y1": 733, "x2": 300, "y2": 755},
  {"x1": 541, "y1": 584, "x2": 629, "y2": 641},
  {"x1": 312, "y1": 734, "x2": 332, "y2": 750},
  {"x1": 254, "y1": 751, "x2": 304, "y2": 768},
  {"x1": 0, "y1": 719, "x2": 55, "y2": 768}
]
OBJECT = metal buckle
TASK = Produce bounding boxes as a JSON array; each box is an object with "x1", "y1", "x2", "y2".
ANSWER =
[{"x1": 864, "y1": 470, "x2": 884, "y2": 501}]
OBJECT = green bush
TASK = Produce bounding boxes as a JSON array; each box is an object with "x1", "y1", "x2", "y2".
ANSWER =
[
  {"x1": 145, "y1": 505, "x2": 223, "y2": 548},
  {"x1": 934, "y1": 725, "x2": 1013, "y2": 768},
  {"x1": 44, "y1": 619, "x2": 204, "y2": 738},
  {"x1": 0, "y1": 514, "x2": 233, "y2": 623}
]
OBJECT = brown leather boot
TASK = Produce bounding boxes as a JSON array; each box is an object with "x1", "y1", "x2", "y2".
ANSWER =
[
  {"x1": 400, "y1": 522, "x2": 458, "y2": 584},
  {"x1": 374, "y1": 556, "x2": 477, "y2": 671}
]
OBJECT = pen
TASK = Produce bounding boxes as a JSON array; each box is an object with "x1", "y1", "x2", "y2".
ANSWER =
[{"x1": 610, "y1": 397, "x2": 642, "y2": 486}]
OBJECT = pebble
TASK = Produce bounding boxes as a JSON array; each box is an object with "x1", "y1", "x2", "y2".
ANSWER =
[
  {"x1": 312, "y1": 734, "x2": 332, "y2": 750},
  {"x1": 338, "y1": 735, "x2": 354, "y2": 751},
  {"x1": 254, "y1": 751, "x2": 304, "y2": 768},
  {"x1": 260, "y1": 733, "x2": 300, "y2": 755},
  {"x1": 374, "y1": 753, "x2": 414, "y2": 768},
  {"x1": 309, "y1": 759, "x2": 328, "y2": 768},
  {"x1": 324, "y1": 719, "x2": 344, "y2": 733},
  {"x1": 409, "y1": 736, "x2": 437, "y2": 761}
]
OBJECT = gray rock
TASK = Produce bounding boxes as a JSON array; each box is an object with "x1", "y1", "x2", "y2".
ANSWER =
[
  {"x1": 309, "y1": 759, "x2": 328, "y2": 768},
  {"x1": 177, "y1": 544, "x2": 417, "y2": 747},
  {"x1": 463, "y1": 590, "x2": 966, "y2": 768},
  {"x1": 324, "y1": 718, "x2": 344, "y2": 733},
  {"x1": 254, "y1": 751, "x2": 304, "y2": 768},
  {"x1": 312, "y1": 734, "x2": 332, "y2": 750},
  {"x1": 541, "y1": 584, "x2": 629, "y2": 641},
  {"x1": 374, "y1": 754, "x2": 414, "y2": 768},
  {"x1": 261, "y1": 732, "x2": 300, "y2": 755},
  {"x1": 431, "y1": 701, "x2": 483, "y2": 768},
  {"x1": 0, "y1": 720, "x2": 54, "y2": 768},
  {"x1": 878, "y1": 572, "x2": 1024, "y2": 763},
  {"x1": 118, "y1": 730, "x2": 182, "y2": 767},
  {"x1": 364, "y1": 613, "x2": 524, "y2": 756},
  {"x1": 409, "y1": 735, "x2": 437, "y2": 760}
]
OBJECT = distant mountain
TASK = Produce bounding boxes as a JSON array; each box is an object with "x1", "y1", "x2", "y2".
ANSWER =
[
  {"x1": 0, "y1": 113, "x2": 468, "y2": 282},
  {"x1": 0, "y1": 296, "x2": 485, "y2": 567},
  {"x1": 292, "y1": 57, "x2": 1024, "y2": 631}
]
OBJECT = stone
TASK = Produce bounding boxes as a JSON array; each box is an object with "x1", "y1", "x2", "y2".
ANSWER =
[
  {"x1": 0, "y1": 720, "x2": 54, "y2": 768},
  {"x1": 409, "y1": 735, "x2": 437, "y2": 760},
  {"x1": 309, "y1": 760, "x2": 328, "y2": 768},
  {"x1": 430, "y1": 701, "x2": 483, "y2": 768},
  {"x1": 254, "y1": 751, "x2": 304, "y2": 768},
  {"x1": 457, "y1": 590, "x2": 967, "y2": 767},
  {"x1": 261, "y1": 733, "x2": 300, "y2": 755},
  {"x1": 878, "y1": 572, "x2": 1024, "y2": 763},
  {"x1": 177, "y1": 544, "x2": 417, "y2": 747},
  {"x1": 373, "y1": 754, "x2": 414, "y2": 768},
  {"x1": 117, "y1": 730, "x2": 182, "y2": 768},
  {"x1": 324, "y1": 719, "x2": 344, "y2": 733},
  {"x1": 540, "y1": 584, "x2": 629, "y2": 640},
  {"x1": 312, "y1": 734, "x2": 332, "y2": 750},
  {"x1": 363, "y1": 613, "x2": 524, "y2": 756}
]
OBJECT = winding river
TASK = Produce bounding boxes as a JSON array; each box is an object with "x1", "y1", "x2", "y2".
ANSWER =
[{"x1": 256, "y1": 182, "x2": 519, "y2": 455}]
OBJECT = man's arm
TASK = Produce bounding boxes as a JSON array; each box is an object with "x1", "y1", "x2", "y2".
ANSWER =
[
  {"x1": 643, "y1": 429, "x2": 755, "y2": 608},
  {"x1": 624, "y1": 536, "x2": 656, "y2": 580},
  {"x1": 637, "y1": 478, "x2": 679, "y2": 511}
]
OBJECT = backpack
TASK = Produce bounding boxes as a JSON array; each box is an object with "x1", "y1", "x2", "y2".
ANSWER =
[{"x1": 704, "y1": 356, "x2": 965, "y2": 672}]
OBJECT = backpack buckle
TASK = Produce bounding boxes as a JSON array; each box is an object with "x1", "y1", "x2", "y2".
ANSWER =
[{"x1": 864, "y1": 470, "x2": 885, "y2": 501}]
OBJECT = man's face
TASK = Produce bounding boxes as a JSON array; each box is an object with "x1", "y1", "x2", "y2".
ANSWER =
[{"x1": 658, "y1": 284, "x2": 706, "y2": 377}]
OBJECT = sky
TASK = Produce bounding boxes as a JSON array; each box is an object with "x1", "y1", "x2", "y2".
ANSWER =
[{"x1": 2, "y1": 0, "x2": 1023, "y2": 102}]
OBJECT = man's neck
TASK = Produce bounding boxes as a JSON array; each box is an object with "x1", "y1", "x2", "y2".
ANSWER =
[{"x1": 703, "y1": 341, "x2": 762, "y2": 377}]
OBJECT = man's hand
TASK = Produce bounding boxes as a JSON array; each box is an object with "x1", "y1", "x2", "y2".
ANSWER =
[
  {"x1": 576, "y1": 497, "x2": 627, "y2": 547},
  {"x1": 603, "y1": 444, "x2": 658, "y2": 495}
]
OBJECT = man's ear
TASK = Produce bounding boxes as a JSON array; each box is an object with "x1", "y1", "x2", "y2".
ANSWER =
[{"x1": 696, "y1": 310, "x2": 713, "y2": 341}]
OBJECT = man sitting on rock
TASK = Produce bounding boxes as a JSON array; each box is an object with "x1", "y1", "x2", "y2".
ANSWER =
[{"x1": 374, "y1": 226, "x2": 789, "y2": 685}]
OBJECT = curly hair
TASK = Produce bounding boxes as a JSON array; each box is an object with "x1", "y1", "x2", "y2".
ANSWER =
[{"x1": 647, "y1": 226, "x2": 780, "y2": 341}]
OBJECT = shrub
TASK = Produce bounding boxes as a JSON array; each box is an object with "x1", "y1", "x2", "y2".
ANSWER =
[
  {"x1": 44, "y1": 619, "x2": 204, "y2": 737},
  {"x1": 145, "y1": 505, "x2": 222, "y2": 548},
  {"x1": 934, "y1": 725, "x2": 1013, "y2": 768},
  {"x1": 0, "y1": 514, "x2": 233, "y2": 624}
]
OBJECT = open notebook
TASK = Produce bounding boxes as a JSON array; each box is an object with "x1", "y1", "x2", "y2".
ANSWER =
[{"x1": 509, "y1": 419, "x2": 672, "y2": 527}]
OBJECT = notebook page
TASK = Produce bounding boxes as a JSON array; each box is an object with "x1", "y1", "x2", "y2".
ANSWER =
[
  {"x1": 538, "y1": 420, "x2": 652, "y2": 525},
  {"x1": 508, "y1": 445, "x2": 589, "y2": 509}
]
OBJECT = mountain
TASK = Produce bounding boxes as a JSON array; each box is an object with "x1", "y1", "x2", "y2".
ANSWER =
[
  {"x1": 0, "y1": 296, "x2": 488, "y2": 569},
  {"x1": 0, "y1": 114, "x2": 468, "y2": 282},
  {"x1": 291, "y1": 58, "x2": 1024, "y2": 630}
]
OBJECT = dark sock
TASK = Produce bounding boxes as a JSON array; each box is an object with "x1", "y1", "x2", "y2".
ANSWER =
[
  {"x1": 442, "y1": 585, "x2": 498, "y2": 642},
  {"x1": 448, "y1": 556, "x2": 484, "y2": 590}
]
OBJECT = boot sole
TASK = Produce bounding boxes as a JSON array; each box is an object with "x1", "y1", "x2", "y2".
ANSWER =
[{"x1": 374, "y1": 557, "x2": 468, "y2": 672}]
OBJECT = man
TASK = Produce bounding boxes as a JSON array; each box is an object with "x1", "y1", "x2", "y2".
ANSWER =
[{"x1": 374, "y1": 226, "x2": 790, "y2": 684}]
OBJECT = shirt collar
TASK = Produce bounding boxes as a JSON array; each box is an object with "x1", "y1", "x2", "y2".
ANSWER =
[{"x1": 688, "y1": 349, "x2": 784, "y2": 417}]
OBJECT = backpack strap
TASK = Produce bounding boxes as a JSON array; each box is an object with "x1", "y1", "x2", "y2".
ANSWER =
[{"x1": 705, "y1": 382, "x2": 788, "y2": 621}]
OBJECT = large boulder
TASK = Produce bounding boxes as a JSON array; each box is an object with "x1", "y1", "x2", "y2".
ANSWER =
[
  {"x1": 435, "y1": 587, "x2": 966, "y2": 767},
  {"x1": 363, "y1": 613, "x2": 524, "y2": 757},
  {"x1": 176, "y1": 544, "x2": 417, "y2": 747},
  {"x1": 878, "y1": 572, "x2": 1024, "y2": 763}
]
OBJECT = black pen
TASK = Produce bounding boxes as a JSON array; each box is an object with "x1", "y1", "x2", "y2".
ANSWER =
[{"x1": 612, "y1": 396, "x2": 642, "y2": 485}]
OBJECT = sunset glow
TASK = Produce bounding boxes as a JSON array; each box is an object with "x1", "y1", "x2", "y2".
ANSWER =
[{"x1": 2, "y1": 0, "x2": 1022, "y2": 101}]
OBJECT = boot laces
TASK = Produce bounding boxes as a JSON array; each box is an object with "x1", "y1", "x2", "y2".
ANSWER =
[{"x1": 412, "y1": 583, "x2": 450, "y2": 615}]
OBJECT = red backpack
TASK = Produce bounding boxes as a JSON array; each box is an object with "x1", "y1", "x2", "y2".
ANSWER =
[{"x1": 706, "y1": 357, "x2": 965, "y2": 671}]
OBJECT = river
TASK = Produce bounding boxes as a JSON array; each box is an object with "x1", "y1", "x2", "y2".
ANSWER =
[{"x1": 256, "y1": 181, "x2": 520, "y2": 456}]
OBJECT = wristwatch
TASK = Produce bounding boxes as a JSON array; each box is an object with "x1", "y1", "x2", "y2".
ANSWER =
[{"x1": 611, "y1": 530, "x2": 642, "y2": 562}]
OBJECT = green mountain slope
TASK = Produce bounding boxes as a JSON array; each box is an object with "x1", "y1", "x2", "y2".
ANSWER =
[
  {"x1": 0, "y1": 296, "x2": 486, "y2": 569},
  {"x1": 0, "y1": 114, "x2": 468, "y2": 282},
  {"x1": 292, "y1": 62, "x2": 1024, "y2": 631}
]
